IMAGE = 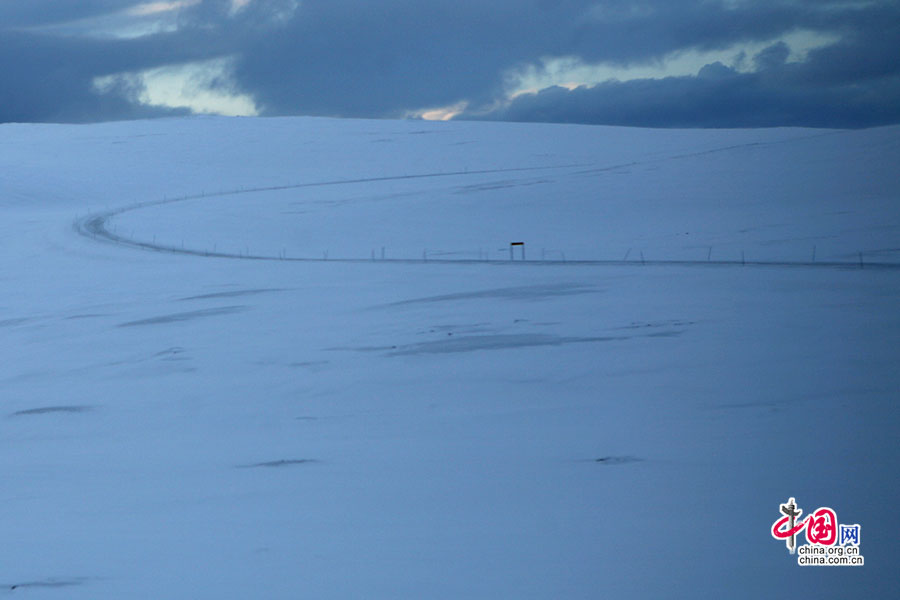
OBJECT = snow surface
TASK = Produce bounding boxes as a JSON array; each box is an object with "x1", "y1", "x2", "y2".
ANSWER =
[{"x1": 1, "y1": 116, "x2": 898, "y2": 598}]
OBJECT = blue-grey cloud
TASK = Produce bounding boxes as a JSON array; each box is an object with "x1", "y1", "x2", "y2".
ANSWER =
[
  {"x1": 466, "y1": 27, "x2": 900, "y2": 128},
  {"x1": 0, "y1": 1, "x2": 130, "y2": 27},
  {"x1": 0, "y1": 0, "x2": 898, "y2": 127}
]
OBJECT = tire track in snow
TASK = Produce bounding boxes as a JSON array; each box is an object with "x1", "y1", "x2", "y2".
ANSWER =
[
  {"x1": 73, "y1": 151, "x2": 900, "y2": 271},
  {"x1": 74, "y1": 163, "x2": 585, "y2": 263}
]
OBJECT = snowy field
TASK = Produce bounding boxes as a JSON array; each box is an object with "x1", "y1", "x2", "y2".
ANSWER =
[{"x1": 1, "y1": 116, "x2": 898, "y2": 598}]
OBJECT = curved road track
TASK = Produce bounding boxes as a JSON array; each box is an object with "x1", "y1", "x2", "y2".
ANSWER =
[{"x1": 74, "y1": 161, "x2": 900, "y2": 271}]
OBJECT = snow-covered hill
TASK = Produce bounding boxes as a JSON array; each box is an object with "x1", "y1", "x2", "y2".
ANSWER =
[{"x1": 1, "y1": 116, "x2": 897, "y2": 598}]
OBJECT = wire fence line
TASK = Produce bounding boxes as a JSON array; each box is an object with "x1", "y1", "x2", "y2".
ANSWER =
[
  {"x1": 73, "y1": 169, "x2": 900, "y2": 272},
  {"x1": 77, "y1": 213, "x2": 900, "y2": 271}
]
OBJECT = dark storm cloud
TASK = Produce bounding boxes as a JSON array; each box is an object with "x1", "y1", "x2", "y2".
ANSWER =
[
  {"x1": 0, "y1": 2, "x2": 235, "y2": 122},
  {"x1": 231, "y1": 1, "x2": 564, "y2": 116},
  {"x1": 467, "y1": 5, "x2": 900, "y2": 128},
  {"x1": 463, "y1": 1, "x2": 900, "y2": 127},
  {"x1": 470, "y1": 68, "x2": 900, "y2": 129},
  {"x1": 226, "y1": 0, "x2": 811, "y2": 117},
  {"x1": 1, "y1": 0, "x2": 898, "y2": 127},
  {"x1": 1, "y1": 29, "x2": 150, "y2": 122}
]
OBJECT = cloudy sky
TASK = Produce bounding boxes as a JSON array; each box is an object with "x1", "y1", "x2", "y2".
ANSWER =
[{"x1": 2, "y1": 0, "x2": 899, "y2": 127}]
